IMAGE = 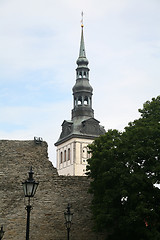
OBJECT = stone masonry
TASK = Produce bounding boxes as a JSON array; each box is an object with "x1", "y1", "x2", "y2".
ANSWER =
[{"x1": 0, "y1": 140, "x2": 105, "y2": 240}]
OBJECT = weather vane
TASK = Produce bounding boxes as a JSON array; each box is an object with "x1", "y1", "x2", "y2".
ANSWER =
[{"x1": 81, "y1": 11, "x2": 84, "y2": 27}]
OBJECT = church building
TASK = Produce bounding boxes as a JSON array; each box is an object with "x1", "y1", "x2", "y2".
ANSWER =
[{"x1": 55, "y1": 23, "x2": 105, "y2": 176}]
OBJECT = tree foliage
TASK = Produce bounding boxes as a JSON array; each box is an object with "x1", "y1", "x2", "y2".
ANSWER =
[{"x1": 87, "y1": 96, "x2": 160, "y2": 240}]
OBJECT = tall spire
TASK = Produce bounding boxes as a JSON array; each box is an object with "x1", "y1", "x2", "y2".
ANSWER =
[
  {"x1": 76, "y1": 13, "x2": 89, "y2": 66},
  {"x1": 72, "y1": 18, "x2": 93, "y2": 120},
  {"x1": 79, "y1": 25, "x2": 86, "y2": 58}
]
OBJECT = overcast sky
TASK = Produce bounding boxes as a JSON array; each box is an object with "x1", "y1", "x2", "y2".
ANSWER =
[{"x1": 0, "y1": 0, "x2": 160, "y2": 167}]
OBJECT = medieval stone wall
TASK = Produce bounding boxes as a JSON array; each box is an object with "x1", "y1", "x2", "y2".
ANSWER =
[{"x1": 0, "y1": 140, "x2": 105, "y2": 240}]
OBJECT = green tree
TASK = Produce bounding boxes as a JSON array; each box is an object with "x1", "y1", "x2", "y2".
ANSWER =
[{"x1": 87, "y1": 96, "x2": 160, "y2": 240}]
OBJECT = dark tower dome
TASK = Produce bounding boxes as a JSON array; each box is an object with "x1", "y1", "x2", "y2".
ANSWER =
[
  {"x1": 76, "y1": 57, "x2": 89, "y2": 66},
  {"x1": 72, "y1": 79, "x2": 93, "y2": 93}
]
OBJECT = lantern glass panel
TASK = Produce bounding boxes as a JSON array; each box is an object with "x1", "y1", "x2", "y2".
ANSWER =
[
  {"x1": 32, "y1": 182, "x2": 38, "y2": 196},
  {"x1": 22, "y1": 182, "x2": 27, "y2": 196},
  {"x1": 65, "y1": 212, "x2": 73, "y2": 222},
  {"x1": 27, "y1": 182, "x2": 34, "y2": 197},
  {"x1": 69, "y1": 213, "x2": 73, "y2": 222},
  {"x1": 22, "y1": 182, "x2": 35, "y2": 197},
  {"x1": 64, "y1": 213, "x2": 68, "y2": 222}
]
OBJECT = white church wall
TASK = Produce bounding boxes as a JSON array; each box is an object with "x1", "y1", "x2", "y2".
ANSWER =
[{"x1": 57, "y1": 137, "x2": 93, "y2": 176}]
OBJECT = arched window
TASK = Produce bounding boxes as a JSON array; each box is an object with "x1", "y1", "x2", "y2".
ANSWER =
[
  {"x1": 60, "y1": 152, "x2": 63, "y2": 163},
  {"x1": 68, "y1": 148, "x2": 70, "y2": 160},
  {"x1": 78, "y1": 96, "x2": 82, "y2": 105},
  {"x1": 84, "y1": 96, "x2": 88, "y2": 105},
  {"x1": 64, "y1": 150, "x2": 66, "y2": 162},
  {"x1": 79, "y1": 72, "x2": 82, "y2": 78}
]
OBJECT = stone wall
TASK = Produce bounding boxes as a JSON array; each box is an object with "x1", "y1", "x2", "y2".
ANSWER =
[{"x1": 0, "y1": 140, "x2": 105, "y2": 240}]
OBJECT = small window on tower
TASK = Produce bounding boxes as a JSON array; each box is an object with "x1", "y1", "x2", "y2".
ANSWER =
[
  {"x1": 68, "y1": 148, "x2": 70, "y2": 160},
  {"x1": 78, "y1": 97, "x2": 82, "y2": 105},
  {"x1": 64, "y1": 150, "x2": 66, "y2": 162},
  {"x1": 79, "y1": 72, "x2": 82, "y2": 78},
  {"x1": 84, "y1": 97, "x2": 88, "y2": 105},
  {"x1": 60, "y1": 152, "x2": 63, "y2": 163}
]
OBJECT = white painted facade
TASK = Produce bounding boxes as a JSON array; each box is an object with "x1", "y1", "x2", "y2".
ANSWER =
[{"x1": 56, "y1": 138, "x2": 93, "y2": 176}]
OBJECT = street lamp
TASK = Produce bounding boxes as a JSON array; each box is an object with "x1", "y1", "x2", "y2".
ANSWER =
[
  {"x1": 0, "y1": 226, "x2": 4, "y2": 240},
  {"x1": 64, "y1": 203, "x2": 73, "y2": 240},
  {"x1": 22, "y1": 167, "x2": 39, "y2": 240}
]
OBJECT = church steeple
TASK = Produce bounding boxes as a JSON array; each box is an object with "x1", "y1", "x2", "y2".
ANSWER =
[
  {"x1": 72, "y1": 24, "x2": 94, "y2": 120},
  {"x1": 55, "y1": 20, "x2": 106, "y2": 176},
  {"x1": 76, "y1": 25, "x2": 88, "y2": 65}
]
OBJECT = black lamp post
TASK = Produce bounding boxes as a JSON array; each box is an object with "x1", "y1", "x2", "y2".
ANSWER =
[
  {"x1": 0, "y1": 226, "x2": 4, "y2": 240},
  {"x1": 64, "y1": 204, "x2": 73, "y2": 240},
  {"x1": 22, "y1": 167, "x2": 39, "y2": 240}
]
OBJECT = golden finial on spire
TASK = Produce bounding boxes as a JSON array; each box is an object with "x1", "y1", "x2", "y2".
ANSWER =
[{"x1": 81, "y1": 11, "x2": 84, "y2": 27}]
